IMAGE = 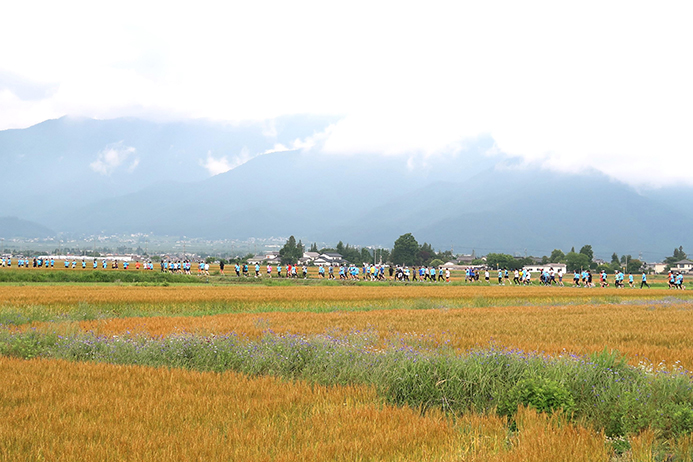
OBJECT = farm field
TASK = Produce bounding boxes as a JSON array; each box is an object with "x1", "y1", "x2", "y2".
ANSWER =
[{"x1": 2, "y1": 280, "x2": 693, "y2": 460}]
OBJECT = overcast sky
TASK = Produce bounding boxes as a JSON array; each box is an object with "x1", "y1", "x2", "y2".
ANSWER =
[{"x1": 1, "y1": 0, "x2": 691, "y2": 187}]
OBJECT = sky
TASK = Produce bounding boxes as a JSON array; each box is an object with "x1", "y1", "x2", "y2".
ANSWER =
[{"x1": 1, "y1": 0, "x2": 692, "y2": 187}]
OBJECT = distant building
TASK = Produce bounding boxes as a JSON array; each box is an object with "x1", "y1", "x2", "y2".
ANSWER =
[
  {"x1": 673, "y1": 260, "x2": 693, "y2": 273},
  {"x1": 313, "y1": 253, "x2": 348, "y2": 266},
  {"x1": 302, "y1": 252, "x2": 320, "y2": 261},
  {"x1": 442, "y1": 262, "x2": 466, "y2": 270},
  {"x1": 646, "y1": 262, "x2": 667, "y2": 274},
  {"x1": 522, "y1": 263, "x2": 568, "y2": 274},
  {"x1": 248, "y1": 252, "x2": 281, "y2": 265},
  {"x1": 456, "y1": 255, "x2": 475, "y2": 264}
]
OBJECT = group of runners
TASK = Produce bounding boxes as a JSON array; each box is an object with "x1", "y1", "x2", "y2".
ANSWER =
[
  {"x1": 0, "y1": 256, "x2": 161, "y2": 271},
  {"x1": 0, "y1": 255, "x2": 687, "y2": 289}
]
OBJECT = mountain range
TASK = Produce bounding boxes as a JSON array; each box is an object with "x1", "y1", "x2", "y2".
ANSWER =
[{"x1": 1, "y1": 116, "x2": 691, "y2": 261}]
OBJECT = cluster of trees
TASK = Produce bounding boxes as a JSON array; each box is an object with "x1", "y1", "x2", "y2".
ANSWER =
[
  {"x1": 545, "y1": 245, "x2": 647, "y2": 273},
  {"x1": 276, "y1": 234, "x2": 689, "y2": 272},
  {"x1": 604, "y1": 253, "x2": 644, "y2": 274},
  {"x1": 390, "y1": 233, "x2": 453, "y2": 266},
  {"x1": 278, "y1": 237, "x2": 392, "y2": 265},
  {"x1": 664, "y1": 246, "x2": 688, "y2": 270},
  {"x1": 279, "y1": 236, "x2": 304, "y2": 264}
]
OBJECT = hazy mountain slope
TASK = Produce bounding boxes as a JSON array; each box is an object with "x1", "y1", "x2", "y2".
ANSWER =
[
  {"x1": 0, "y1": 115, "x2": 337, "y2": 220},
  {"x1": 61, "y1": 143, "x2": 498, "y2": 237},
  {"x1": 1, "y1": 117, "x2": 691, "y2": 260},
  {"x1": 0, "y1": 217, "x2": 55, "y2": 239},
  {"x1": 337, "y1": 166, "x2": 693, "y2": 259}
]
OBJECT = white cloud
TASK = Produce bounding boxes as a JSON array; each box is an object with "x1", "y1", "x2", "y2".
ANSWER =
[
  {"x1": 2, "y1": 0, "x2": 693, "y2": 186},
  {"x1": 200, "y1": 152, "x2": 235, "y2": 176},
  {"x1": 90, "y1": 143, "x2": 138, "y2": 175},
  {"x1": 201, "y1": 135, "x2": 319, "y2": 176}
]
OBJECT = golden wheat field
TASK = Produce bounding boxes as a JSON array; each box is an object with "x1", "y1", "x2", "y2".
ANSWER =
[
  {"x1": 3, "y1": 282, "x2": 693, "y2": 460},
  {"x1": 0, "y1": 356, "x2": 617, "y2": 462},
  {"x1": 0, "y1": 284, "x2": 684, "y2": 308},
  {"x1": 8, "y1": 283, "x2": 692, "y2": 370},
  {"x1": 69, "y1": 301, "x2": 693, "y2": 370}
]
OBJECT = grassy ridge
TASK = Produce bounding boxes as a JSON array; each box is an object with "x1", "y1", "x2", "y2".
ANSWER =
[{"x1": 0, "y1": 269, "x2": 202, "y2": 284}]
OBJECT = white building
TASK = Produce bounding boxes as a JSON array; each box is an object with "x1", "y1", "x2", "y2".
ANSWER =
[
  {"x1": 673, "y1": 260, "x2": 693, "y2": 273},
  {"x1": 522, "y1": 263, "x2": 568, "y2": 274}
]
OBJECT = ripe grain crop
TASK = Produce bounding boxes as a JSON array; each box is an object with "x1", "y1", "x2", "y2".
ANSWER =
[
  {"x1": 0, "y1": 356, "x2": 614, "y2": 461},
  {"x1": 1, "y1": 284, "x2": 685, "y2": 317},
  {"x1": 76, "y1": 301, "x2": 693, "y2": 370},
  {"x1": 0, "y1": 357, "x2": 462, "y2": 461}
]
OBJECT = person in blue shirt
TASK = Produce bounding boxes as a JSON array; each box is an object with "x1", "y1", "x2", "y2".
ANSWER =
[
  {"x1": 628, "y1": 273, "x2": 634, "y2": 288},
  {"x1": 82, "y1": 259, "x2": 86, "y2": 269},
  {"x1": 64, "y1": 259, "x2": 69, "y2": 268},
  {"x1": 640, "y1": 272, "x2": 649, "y2": 289},
  {"x1": 675, "y1": 273, "x2": 685, "y2": 290}
]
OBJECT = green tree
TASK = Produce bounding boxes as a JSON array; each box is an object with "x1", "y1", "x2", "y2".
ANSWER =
[
  {"x1": 665, "y1": 246, "x2": 687, "y2": 266},
  {"x1": 579, "y1": 245, "x2": 594, "y2": 263},
  {"x1": 429, "y1": 258, "x2": 445, "y2": 268},
  {"x1": 485, "y1": 253, "x2": 525, "y2": 271},
  {"x1": 360, "y1": 247, "x2": 373, "y2": 263},
  {"x1": 437, "y1": 249, "x2": 454, "y2": 262},
  {"x1": 611, "y1": 253, "x2": 620, "y2": 265},
  {"x1": 625, "y1": 258, "x2": 644, "y2": 274},
  {"x1": 417, "y1": 242, "x2": 435, "y2": 265},
  {"x1": 279, "y1": 236, "x2": 302, "y2": 264},
  {"x1": 565, "y1": 251, "x2": 590, "y2": 272},
  {"x1": 339, "y1": 244, "x2": 361, "y2": 263},
  {"x1": 549, "y1": 249, "x2": 565, "y2": 263},
  {"x1": 336, "y1": 241, "x2": 345, "y2": 255},
  {"x1": 391, "y1": 233, "x2": 419, "y2": 266},
  {"x1": 310, "y1": 242, "x2": 318, "y2": 252}
]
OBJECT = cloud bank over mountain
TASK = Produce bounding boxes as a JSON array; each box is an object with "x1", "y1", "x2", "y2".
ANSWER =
[{"x1": 1, "y1": 1, "x2": 691, "y2": 188}]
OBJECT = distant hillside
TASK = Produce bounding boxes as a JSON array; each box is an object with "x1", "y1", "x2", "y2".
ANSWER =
[
  {"x1": 0, "y1": 217, "x2": 55, "y2": 239},
  {"x1": 1, "y1": 117, "x2": 691, "y2": 260},
  {"x1": 0, "y1": 115, "x2": 338, "y2": 221}
]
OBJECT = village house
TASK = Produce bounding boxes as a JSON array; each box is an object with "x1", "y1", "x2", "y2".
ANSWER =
[
  {"x1": 313, "y1": 252, "x2": 348, "y2": 266},
  {"x1": 672, "y1": 260, "x2": 693, "y2": 273}
]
